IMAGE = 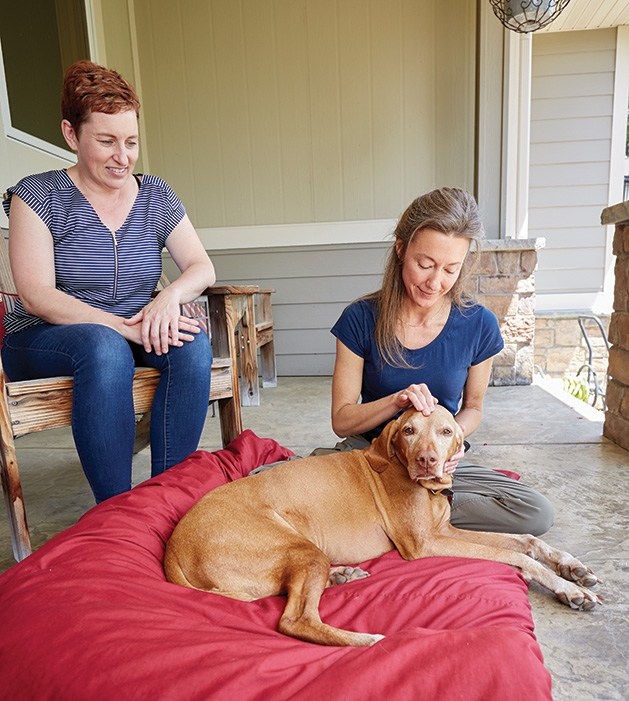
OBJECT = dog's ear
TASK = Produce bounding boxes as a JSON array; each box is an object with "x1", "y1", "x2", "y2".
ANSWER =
[{"x1": 364, "y1": 418, "x2": 399, "y2": 473}]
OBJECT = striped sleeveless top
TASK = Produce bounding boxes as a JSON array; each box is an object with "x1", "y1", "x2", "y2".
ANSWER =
[{"x1": 2, "y1": 170, "x2": 185, "y2": 335}]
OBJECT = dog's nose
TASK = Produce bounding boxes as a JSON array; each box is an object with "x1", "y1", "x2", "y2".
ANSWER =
[{"x1": 417, "y1": 451, "x2": 438, "y2": 468}]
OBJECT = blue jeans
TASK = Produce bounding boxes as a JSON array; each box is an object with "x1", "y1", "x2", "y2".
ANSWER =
[{"x1": 2, "y1": 323, "x2": 212, "y2": 503}]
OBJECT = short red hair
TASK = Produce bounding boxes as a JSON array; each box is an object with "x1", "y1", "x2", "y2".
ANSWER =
[{"x1": 61, "y1": 60, "x2": 140, "y2": 133}]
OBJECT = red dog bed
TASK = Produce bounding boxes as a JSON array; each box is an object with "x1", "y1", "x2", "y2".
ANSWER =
[{"x1": 0, "y1": 430, "x2": 551, "y2": 700}]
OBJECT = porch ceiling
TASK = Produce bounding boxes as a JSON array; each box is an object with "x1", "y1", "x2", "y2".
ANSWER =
[{"x1": 541, "y1": 0, "x2": 629, "y2": 32}]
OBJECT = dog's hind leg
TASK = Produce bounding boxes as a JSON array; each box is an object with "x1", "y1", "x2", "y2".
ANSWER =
[{"x1": 277, "y1": 545, "x2": 384, "y2": 647}]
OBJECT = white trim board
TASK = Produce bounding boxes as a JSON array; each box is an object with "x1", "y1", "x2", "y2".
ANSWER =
[{"x1": 196, "y1": 219, "x2": 399, "y2": 250}]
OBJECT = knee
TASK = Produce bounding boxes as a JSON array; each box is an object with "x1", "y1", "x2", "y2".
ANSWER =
[
  {"x1": 172, "y1": 331, "x2": 212, "y2": 371},
  {"x1": 450, "y1": 483, "x2": 555, "y2": 536},
  {"x1": 192, "y1": 329, "x2": 212, "y2": 359},
  {"x1": 526, "y1": 492, "x2": 555, "y2": 536}
]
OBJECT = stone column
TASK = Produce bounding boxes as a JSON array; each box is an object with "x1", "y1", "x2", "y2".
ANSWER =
[
  {"x1": 600, "y1": 202, "x2": 629, "y2": 451},
  {"x1": 474, "y1": 238, "x2": 545, "y2": 386}
]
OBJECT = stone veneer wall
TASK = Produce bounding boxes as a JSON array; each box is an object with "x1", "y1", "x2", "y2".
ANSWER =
[
  {"x1": 600, "y1": 202, "x2": 629, "y2": 452},
  {"x1": 474, "y1": 238, "x2": 544, "y2": 387},
  {"x1": 534, "y1": 314, "x2": 610, "y2": 400}
]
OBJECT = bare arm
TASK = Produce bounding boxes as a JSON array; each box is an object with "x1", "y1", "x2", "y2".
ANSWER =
[
  {"x1": 440, "y1": 356, "x2": 494, "y2": 474},
  {"x1": 331, "y1": 339, "x2": 437, "y2": 438},
  {"x1": 454, "y1": 356, "x2": 494, "y2": 438},
  {"x1": 8, "y1": 194, "x2": 144, "y2": 342},
  {"x1": 125, "y1": 214, "x2": 216, "y2": 353},
  {"x1": 159, "y1": 213, "x2": 216, "y2": 303}
]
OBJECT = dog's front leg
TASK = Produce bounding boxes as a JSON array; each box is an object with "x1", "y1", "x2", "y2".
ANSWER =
[
  {"x1": 411, "y1": 532, "x2": 601, "y2": 611},
  {"x1": 439, "y1": 525, "x2": 600, "y2": 589}
]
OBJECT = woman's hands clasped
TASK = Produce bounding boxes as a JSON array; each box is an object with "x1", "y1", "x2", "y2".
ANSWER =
[
  {"x1": 123, "y1": 290, "x2": 201, "y2": 355},
  {"x1": 395, "y1": 383, "x2": 465, "y2": 475}
]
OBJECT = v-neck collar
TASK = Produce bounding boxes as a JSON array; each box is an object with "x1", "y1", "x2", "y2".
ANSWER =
[{"x1": 61, "y1": 169, "x2": 141, "y2": 234}]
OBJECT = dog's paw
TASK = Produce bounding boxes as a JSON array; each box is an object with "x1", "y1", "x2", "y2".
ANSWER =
[
  {"x1": 557, "y1": 561, "x2": 602, "y2": 589},
  {"x1": 556, "y1": 583, "x2": 603, "y2": 611},
  {"x1": 345, "y1": 632, "x2": 385, "y2": 647},
  {"x1": 328, "y1": 566, "x2": 370, "y2": 587}
]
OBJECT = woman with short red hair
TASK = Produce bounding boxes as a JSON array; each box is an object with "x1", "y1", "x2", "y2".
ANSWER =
[{"x1": 2, "y1": 60, "x2": 216, "y2": 503}]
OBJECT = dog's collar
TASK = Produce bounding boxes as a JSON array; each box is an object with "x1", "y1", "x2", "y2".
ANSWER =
[{"x1": 429, "y1": 488, "x2": 453, "y2": 498}]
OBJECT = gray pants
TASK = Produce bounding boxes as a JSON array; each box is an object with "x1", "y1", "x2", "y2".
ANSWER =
[{"x1": 251, "y1": 436, "x2": 554, "y2": 537}]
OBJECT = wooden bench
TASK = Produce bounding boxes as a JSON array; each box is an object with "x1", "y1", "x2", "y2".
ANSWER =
[
  {"x1": 0, "y1": 234, "x2": 244, "y2": 562},
  {"x1": 158, "y1": 275, "x2": 277, "y2": 407},
  {"x1": 228, "y1": 286, "x2": 277, "y2": 407},
  {"x1": 255, "y1": 289, "x2": 277, "y2": 390}
]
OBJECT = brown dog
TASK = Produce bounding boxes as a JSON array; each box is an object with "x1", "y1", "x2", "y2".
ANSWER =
[{"x1": 164, "y1": 406, "x2": 601, "y2": 647}]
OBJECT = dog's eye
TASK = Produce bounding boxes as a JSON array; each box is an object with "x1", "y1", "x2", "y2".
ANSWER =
[
  {"x1": 403, "y1": 426, "x2": 414, "y2": 435},
  {"x1": 442, "y1": 428, "x2": 452, "y2": 436}
]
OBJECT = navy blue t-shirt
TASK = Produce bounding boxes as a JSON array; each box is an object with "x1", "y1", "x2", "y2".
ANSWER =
[{"x1": 331, "y1": 297, "x2": 504, "y2": 439}]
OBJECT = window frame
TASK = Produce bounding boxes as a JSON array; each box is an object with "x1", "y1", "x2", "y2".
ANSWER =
[{"x1": 0, "y1": 0, "x2": 98, "y2": 163}]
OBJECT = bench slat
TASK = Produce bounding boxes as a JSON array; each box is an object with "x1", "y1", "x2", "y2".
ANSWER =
[{"x1": 7, "y1": 359, "x2": 233, "y2": 438}]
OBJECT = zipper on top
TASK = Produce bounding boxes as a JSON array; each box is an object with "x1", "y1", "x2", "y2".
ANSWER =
[{"x1": 111, "y1": 230, "x2": 119, "y2": 299}]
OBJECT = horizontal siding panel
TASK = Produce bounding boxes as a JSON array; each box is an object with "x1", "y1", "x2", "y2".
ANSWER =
[
  {"x1": 208, "y1": 243, "x2": 389, "y2": 281},
  {"x1": 528, "y1": 184, "x2": 609, "y2": 208},
  {"x1": 529, "y1": 27, "x2": 613, "y2": 312},
  {"x1": 535, "y1": 291, "x2": 603, "y2": 312},
  {"x1": 527, "y1": 226, "x2": 607, "y2": 248},
  {"x1": 529, "y1": 161, "x2": 610, "y2": 186},
  {"x1": 537, "y1": 247, "x2": 606, "y2": 270},
  {"x1": 532, "y1": 50, "x2": 615, "y2": 77},
  {"x1": 529, "y1": 205, "x2": 606, "y2": 229},
  {"x1": 275, "y1": 328, "x2": 335, "y2": 355},
  {"x1": 531, "y1": 95, "x2": 613, "y2": 121},
  {"x1": 250, "y1": 274, "x2": 382, "y2": 306},
  {"x1": 276, "y1": 354, "x2": 334, "y2": 376},
  {"x1": 274, "y1": 302, "x2": 348, "y2": 330},
  {"x1": 530, "y1": 140, "x2": 610, "y2": 165},
  {"x1": 532, "y1": 73, "x2": 613, "y2": 99},
  {"x1": 536, "y1": 268, "x2": 604, "y2": 293},
  {"x1": 533, "y1": 28, "x2": 615, "y2": 55},
  {"x1": 167, "y1": 241, "x2": 390, "y2": 373},
  {"x1": 530, "y1": 116, "x2": 612, "y2": 144}
]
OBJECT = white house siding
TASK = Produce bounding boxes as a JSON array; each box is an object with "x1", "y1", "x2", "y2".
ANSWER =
[{"x1": 530, "y1": 28, "x2": 618, "y2": 313}]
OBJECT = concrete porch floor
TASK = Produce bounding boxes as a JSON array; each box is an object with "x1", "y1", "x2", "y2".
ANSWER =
[{"x1": 0, "y1": 377, "x2": 628, "y2": 699}]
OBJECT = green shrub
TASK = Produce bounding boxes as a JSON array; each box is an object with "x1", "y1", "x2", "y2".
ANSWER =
[{"x1": 562, "y1": 376, "x2": 589, "y2": 403}]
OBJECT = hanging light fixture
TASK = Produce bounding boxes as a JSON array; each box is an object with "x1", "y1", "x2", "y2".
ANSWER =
[{"x1": 488, "y1": 0, "x2": 572, "y2": 33}]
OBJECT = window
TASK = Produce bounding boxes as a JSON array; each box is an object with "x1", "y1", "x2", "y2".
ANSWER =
[{"x1": 0, "y1": 0, "x2": 91, "y2": 159}]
